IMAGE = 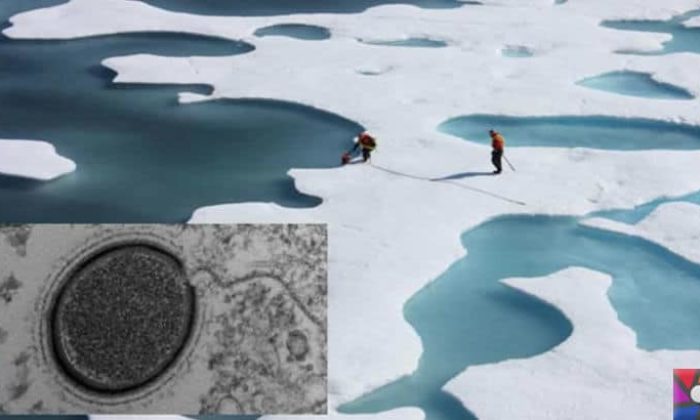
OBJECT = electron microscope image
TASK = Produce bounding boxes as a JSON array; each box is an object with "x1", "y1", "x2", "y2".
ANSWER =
[{"x1": 0, "y1": 224, "x2": 327, "y2": 415}]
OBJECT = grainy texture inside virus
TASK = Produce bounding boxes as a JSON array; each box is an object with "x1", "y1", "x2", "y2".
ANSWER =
[{"x1": 52, "y1": 246, "x2": 193, "y2": 392}]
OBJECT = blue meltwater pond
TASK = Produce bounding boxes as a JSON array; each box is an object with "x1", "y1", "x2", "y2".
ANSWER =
[
  {"x1": 254, "y1": 24, "x2": 331, "y2": 40},
  {"x1": 0, "y1": 1, "x2": 362, "y2": 223},
  {"x1": 577, "y1": 71, "x2": 694, "y2": 100},
  {"x1": 602, "y1": 8, "x2": 700, "y2": 55},
  {"x1": 438, "y1": 115, "x2": 700, "y2": 150},
  {"x1": 359, "y1": 37, "x2": 448, "y2": 48},
  {"x1": 501, "y1": 45, "x2": 533, "y2": 57},
  {"x1": 341, "y1": 203, "x2": 700, "y2": 420}
]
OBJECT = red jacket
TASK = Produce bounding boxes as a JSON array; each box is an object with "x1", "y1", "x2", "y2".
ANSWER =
[{"x1": 356, "y1": 133, "x2": 377, "y2": 150}]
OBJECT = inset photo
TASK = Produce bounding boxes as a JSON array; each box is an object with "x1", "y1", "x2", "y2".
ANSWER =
[{"x1": 0, "y1": 224, "x2": 327, "y2": 415}]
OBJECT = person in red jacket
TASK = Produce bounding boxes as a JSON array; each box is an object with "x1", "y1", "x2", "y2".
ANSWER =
[
  {"x1": 352, "y1": 131, "x2": 377, "y2": 162},
  {"x1": 489, "y1": 129, "x2": 505, "y2": 174}
]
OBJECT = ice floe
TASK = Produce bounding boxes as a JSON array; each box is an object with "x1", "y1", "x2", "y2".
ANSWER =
[
  {"x1": 584, "y1": 201, "x2": 700, "y2": 263},
  {"x1": 445, "y1": 267, "x2": 700, "y2": 419},
  {"x1": 0, "y1": 139, "x2": 75, "y2": 180}
]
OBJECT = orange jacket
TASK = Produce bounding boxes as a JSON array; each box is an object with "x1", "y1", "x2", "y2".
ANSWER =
[{"x1": 491, "y1": 133, "x2": 505, "y2": 151}]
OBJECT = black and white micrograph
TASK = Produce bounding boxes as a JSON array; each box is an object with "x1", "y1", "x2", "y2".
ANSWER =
[{"x1": 0, "y1": 224, "x2": 327, "y2": 415}]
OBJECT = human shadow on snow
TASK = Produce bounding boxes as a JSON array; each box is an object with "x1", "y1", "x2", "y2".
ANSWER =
[{"x1": 431, "y1": 171, "x2": 494, "y2": 181}]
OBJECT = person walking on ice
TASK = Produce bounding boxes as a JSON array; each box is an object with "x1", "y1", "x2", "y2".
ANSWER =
[
  {"x1": 352, "y1": 131, "x2": 377, "y2": 163},
  {"x1": 489, "y1": 129, "x2": 505, "y2": 174}
]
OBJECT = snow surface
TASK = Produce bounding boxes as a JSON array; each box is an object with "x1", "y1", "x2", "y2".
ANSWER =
[
  {"x1": 5, "y1": 0, "x2": 700, "y2": 417},
  {"x1": 445, "y1": 267, "x2": 700, "y2": 419},
  {"x1": 0, "y1": 139, "x2": 75, "y2": 180},
  {"x1": 683, "y1": 15, "x2": 700, "y2": 27},
  {"x1": 584, "y1": 201, "x2": 700, "y2": 264}
]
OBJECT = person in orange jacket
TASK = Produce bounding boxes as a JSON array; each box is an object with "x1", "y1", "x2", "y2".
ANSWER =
[
  {"x1": 489, "y1": 129, "x2": 505, "y2": 174},
  {"x1": 352, "y1": 131, "x2": 377, "y2": 162}
]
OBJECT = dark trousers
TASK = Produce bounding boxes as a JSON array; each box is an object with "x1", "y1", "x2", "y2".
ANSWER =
[
  {"x1": 491, "y1": 150, "x2": 503, "y2": 173},
  {"x1": 362, "y1": 148, "x2": 372, "y2": 162}
]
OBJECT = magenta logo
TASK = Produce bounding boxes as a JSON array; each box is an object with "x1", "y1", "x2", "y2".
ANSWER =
[{"x1": 675, "y1": 369, "x2": 700, "y2": 419}]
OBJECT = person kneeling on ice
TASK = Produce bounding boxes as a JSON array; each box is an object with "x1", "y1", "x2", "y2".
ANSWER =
[
  {"x1": 489, "y1": 129, "x2": 505, "y2": 174},
  {"x1": 352, "y1": 131, "x2": 377, "y2": 162}
]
